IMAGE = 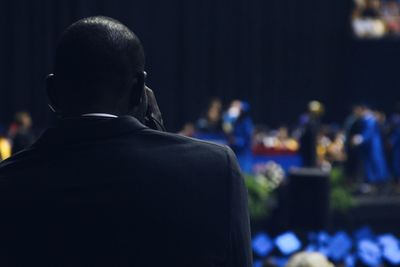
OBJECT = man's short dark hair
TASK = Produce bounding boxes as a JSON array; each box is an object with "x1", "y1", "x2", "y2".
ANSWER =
[{"x1": 54, "y1": 16, "x2": 145, "y2": 107}]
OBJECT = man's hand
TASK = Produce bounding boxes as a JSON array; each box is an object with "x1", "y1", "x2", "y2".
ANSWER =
[{"x1": 142, "y1": 86, "x2": 166, "y2": 131}]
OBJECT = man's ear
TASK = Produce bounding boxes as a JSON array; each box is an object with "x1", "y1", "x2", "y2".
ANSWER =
[
  {"x1": 130, "y1": 71, "x2": 146, "y2": 108},
  {"x1": 129, "y1": 72, "x2": 148, "y2": 121},
  {"x1": 46, "y1": 74, "x2": 61, "y2": 113}
]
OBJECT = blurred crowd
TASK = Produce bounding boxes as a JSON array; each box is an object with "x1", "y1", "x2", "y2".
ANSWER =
[
  {"x1": 179, "y1": 98, "x2": 254, "y2": 172},
  {"x1": 2, "y1": 101, "x2": 400, "y2": 191},
  {"x1": 0, "y1": 112, "x2": 35, "y2": 161},
  {"x1": 352, "y1": 0, "x2": 400, "y2": 38},
  {"x1": 180, "y1": 98, "x2": 400, "y2": 189}
]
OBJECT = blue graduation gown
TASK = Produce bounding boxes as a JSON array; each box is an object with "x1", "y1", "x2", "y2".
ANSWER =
[
  {"x1": 358, "y1": 114, "x2": 390, "y2": 183},
  {"x1": 230, "y1": 117, "x2": 254, "y2": 174},
  {"x1": 391, "y1": 125, "x2": 400, "y2": 178}
]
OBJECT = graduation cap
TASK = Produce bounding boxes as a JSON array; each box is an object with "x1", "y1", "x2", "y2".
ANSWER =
[
  {"x1": 311, "y1": 231, "x2": 331, "y2": 256},
  {"x1": 307, "y1": 232, "x2": 317, "y2": 243},
  {"x1": 354, "y1": 226, "x2": 375, "y2": 242},
  {"x1": 357, "y1": 239, "x2": 382, "y2": 267},
  {"x1": 344, "y1": 254, "x2": 356, "y2": 267},
  {"x1": 252, "y1": 232, "x2": 274, "y2": 257},
  {"x1": 382, "y1": 247, "x2": 400, "y2": 265},
  {"x1": 317, "y1": 231, "x2": 331, "y2": 247},
  {"x1": 378, "y1": 234, "x2": 398, "y2": 248},
  {"x1": 275, "y1": 232, "x2": 302, "y2": 255},
  {"x1": 378, "y1": 234, "x2": 400, "y2": 265},
  {"x1": 305, "y1": 244, "x2": 317, "y2": 252},
  {"x1": 326, "y1": 231, "x2": 353, "y2": 262}
]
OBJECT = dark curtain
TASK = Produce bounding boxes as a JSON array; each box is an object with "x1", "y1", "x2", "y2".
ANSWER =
[{"x1": 0, "y1": 0, "x2": 359, "y2": 131}]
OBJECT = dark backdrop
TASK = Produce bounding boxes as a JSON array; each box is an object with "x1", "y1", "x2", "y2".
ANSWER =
[{"x1": 0, "y1": 0, "x2": 398, "y2": 131}]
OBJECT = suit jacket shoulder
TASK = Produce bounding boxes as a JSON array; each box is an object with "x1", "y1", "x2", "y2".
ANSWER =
[{"x1": 0, "y1": 116, "x2": 252, "y2": 267}]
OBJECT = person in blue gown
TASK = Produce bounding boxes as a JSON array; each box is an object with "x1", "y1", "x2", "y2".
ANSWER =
[
  {"x1": 352, "y1": 106, "x2": 390, "y2": 183},
  {"x1": 390, "y1": 112, "x2": 400, "y2": 181},
  {"x1": 223, "y1": 101, "x2": 254, "y2": 173}
]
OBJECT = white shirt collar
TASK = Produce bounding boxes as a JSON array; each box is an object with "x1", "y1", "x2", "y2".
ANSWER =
[{"x1": 81, "y1": 113, "x2": 118, "y2": 118}]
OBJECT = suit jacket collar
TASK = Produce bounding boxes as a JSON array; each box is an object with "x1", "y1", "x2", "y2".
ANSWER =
[{"x1": 33, "y1": 115, "x2": 148, "y2": 149}]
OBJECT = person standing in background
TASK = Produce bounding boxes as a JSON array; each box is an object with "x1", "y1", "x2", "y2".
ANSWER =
[
  {"x1": 390, "y1": 103, "x2": 400, "y2": 184},
  {"x1": 344, "y1": 106, "x2": 363, "y2": 184},
  {"x1": 8, "y1": 112, "x2": 35, "y2": 155},
  {"x1": 223, "y1": 100, "x2": 254, "y2": 173},
  {"x1": 196, "y1": 98, "x2": 224, "y2": 134},
  {"x1": 391, "y1": 122, "x2": 400, "y2": 183},
  {"x1": 352, "y1": 105, "x2": 390, "y2": 184},
  {"x1": 299, "y1": 101, "x2": 324, "y2": 168}
]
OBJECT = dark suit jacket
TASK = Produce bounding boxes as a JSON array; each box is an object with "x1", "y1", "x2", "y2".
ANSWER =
[{"x1": 0, "y1": 116, "x2": 252, "y2": 267}]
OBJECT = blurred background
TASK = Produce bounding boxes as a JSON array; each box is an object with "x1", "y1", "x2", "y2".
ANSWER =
[{"x1": 2, "y1": 0, "x2": 400, "y2": 266}]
